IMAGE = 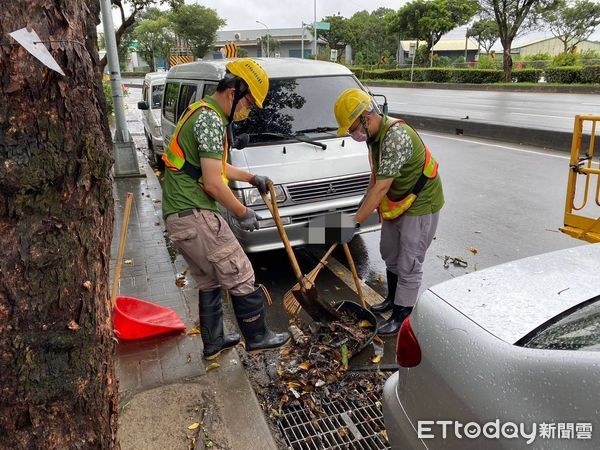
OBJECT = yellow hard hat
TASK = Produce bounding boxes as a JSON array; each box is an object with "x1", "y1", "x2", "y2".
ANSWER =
[
  {"x1": 226, "y1": 58, "x2": 269, "y2": 108},
  {"x1": 334, "y1": 88, "x2": 373, "y2": 136}
]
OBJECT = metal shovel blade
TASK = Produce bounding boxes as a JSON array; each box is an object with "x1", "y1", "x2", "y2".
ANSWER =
[{"x1": 292, "y1": 285, "x2": 340, "y2": 322}]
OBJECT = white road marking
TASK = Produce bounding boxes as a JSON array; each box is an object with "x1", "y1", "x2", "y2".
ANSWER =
[
  {"x1": 511, "y1": 112, "x2": 572, "y2": 119},
  {"x1": 420, "y1": 132, "x2": 570, "y2": 160}
]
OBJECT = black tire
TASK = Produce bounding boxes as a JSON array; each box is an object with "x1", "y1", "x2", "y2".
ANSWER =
[{"x1": 145, "y1": 132, "x2": 157, "y2": 165}]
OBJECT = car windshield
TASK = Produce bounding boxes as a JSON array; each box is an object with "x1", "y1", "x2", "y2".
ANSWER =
[
  {"x1": 151, "y1": 84, "x2": 165, "y2": 109},
  {"x1": 232, "y1": 75, "x2": 366, "y2": 145},
  {"x1": 519, "y1": 296, "x2": 600, "y2": 351}
]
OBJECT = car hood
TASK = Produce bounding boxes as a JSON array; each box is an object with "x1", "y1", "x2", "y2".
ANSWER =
[
  {"x1": 229, "y1": 136, "x2": 369, "y2": 184},
  {"x1": 429, "y1": 243, "x2": 600, "y2": 344}
]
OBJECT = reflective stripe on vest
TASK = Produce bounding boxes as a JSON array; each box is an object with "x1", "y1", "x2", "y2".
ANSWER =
[
  {"x1": 375, "y1": 119, "x2": 439, "y2": 221},
  {"x1": 162, "y1": 100, "x2": 229, "y2": 185}
]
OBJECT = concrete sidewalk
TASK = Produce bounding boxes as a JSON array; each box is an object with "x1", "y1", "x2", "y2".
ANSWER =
[{"x1": 111, "y1": 152, "x2": 277, "y2": 450}]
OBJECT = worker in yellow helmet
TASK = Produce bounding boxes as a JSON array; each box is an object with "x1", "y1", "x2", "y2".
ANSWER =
[
  {"x1": 162, "y1": 58, "x2": 290, "y2": 359},
  {"x1": 333, "y1": 88, "x2": 444, "y2": 335}
]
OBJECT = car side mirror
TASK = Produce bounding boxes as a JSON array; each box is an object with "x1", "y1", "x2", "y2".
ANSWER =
[
  {"x1": 137, "y1": 101, "x2": 149, "y2": 110},
  {"x1": 233, "y1": 133, "x2": 250, "y2": 150}
]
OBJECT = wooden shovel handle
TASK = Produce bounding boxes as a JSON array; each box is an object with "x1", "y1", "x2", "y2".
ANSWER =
[
  {"x1": 260, "y1": 183, "x2": 305, "y2": 288},
  {"x1": 342, "y1": 243, "x2": 366, "y2": 310},
  {"x1": 111, "y1": 192, "x2": 134, "y2": 308}
]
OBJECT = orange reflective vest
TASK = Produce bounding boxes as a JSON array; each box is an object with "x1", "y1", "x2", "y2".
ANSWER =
[
  {"x1": 162, "y1": 100, "x2": 229, "y2": 185},
  {"x1": 374, "y1": 119, "x2": 439, "y2": 221}
]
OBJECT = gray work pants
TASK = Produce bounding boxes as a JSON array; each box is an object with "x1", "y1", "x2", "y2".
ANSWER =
[
  {"x1": 165, "y1": 209, "x2": 256, "y2": 296},
  {"x1": 380, "y1": 212, "x2": 440, "y2": 307}
]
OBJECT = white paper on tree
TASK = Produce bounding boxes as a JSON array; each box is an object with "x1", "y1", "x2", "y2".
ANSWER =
[{"x1": 9, "y1": 27, "x2": 66, "y2": 76}]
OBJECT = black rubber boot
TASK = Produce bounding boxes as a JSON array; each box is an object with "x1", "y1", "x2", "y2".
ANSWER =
[
  {"x1": 232, "y1": 286, "x2": 291, "y2": 354},
  {"x1": 377, "y1": 304, "x2": 413, "y2": 336},
  {"x1": 199, "y1": 289, "x2": 241, "y2": 360},
  {"x1": 371, "y1": 270, "x2": 398, "y2": 314}
]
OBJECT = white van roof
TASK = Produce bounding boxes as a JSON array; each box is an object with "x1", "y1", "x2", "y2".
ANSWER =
[
  {"x1": 166, "y1": 57, "x2": 353, "y2": 81},
  {"x1": 144, "y1": 71, "x2": 167, "y2": 83}
]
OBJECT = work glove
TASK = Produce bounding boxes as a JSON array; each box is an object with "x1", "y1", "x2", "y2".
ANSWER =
[
  {"x1": 339, "y1": 222, "x2": 360, "y2": 244},
  {"x1": 250, "y1": 174, "x2": 272, "y2": 195},
  {"x1": 235, "y1": 208, "x2": 259, "y2": 232}
]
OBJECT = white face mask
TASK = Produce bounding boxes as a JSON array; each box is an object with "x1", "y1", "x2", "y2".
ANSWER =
[{"x1": 350, "y1": 128, "x2": 368, "y2": 142}]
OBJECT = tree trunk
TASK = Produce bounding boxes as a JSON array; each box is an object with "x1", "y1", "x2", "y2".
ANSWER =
[
  {"x1": 502, "y1": 40, "x2": 513, "y2": 82},
  {"x1": 0, "y1": 1, "x2": 118, "y2": 449}
]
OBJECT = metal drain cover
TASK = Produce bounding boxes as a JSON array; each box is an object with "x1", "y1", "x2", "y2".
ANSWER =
[{"x1": 277, "y1": 393, "x2": 390, "y2": 449}]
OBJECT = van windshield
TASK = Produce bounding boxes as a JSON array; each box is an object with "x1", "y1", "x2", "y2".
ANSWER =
[
  {"x1": 151, "y1": 84, "x2": 165, "y2": 109},
  {"x1": 233, "y1": 75, "x2": 365, "y2": 145}
]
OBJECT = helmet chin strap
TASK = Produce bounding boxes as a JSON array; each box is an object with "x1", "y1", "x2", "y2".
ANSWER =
[
  {"x1": 227, "y1": 78, "x2": 247, "y2": 124},
  {"x1": 360, "y1": 115, "x2": 372, "y2": 142},
  {"x1": 226, "y1": 77, "x2": 249, "y2": 151}
]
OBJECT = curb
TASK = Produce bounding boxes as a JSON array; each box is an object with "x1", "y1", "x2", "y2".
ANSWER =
[{"x1": 390, "y1": 112, "x2": 591, "y2": 152}]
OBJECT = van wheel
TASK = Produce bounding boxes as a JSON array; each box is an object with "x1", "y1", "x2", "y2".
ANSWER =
[
  {"x1": 146, "y1": 134, "x2": 157, "y2": 165},
  {"x1": 154, "y1": 152, "x2": 165, "y2": 170}
]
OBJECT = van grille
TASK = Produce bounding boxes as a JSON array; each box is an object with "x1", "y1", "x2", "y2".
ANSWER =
[{"x1": 286, "y1": 174, "x2": 370, "y2": 204}]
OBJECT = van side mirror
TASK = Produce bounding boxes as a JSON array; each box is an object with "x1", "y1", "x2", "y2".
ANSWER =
[
  {"x1": 233, "y1": 133, "x2": 250, "y2": 150},
  {"x1": 370, "y1": 93, "x2": 388, "y2": 115},
  {"x1": 137, "y1": 101, "x2": 149, "y2": 110}
]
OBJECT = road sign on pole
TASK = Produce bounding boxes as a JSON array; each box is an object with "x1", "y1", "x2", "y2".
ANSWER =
[{"x1": 315, "y1": 21, "x2": 330, "y2": 30}]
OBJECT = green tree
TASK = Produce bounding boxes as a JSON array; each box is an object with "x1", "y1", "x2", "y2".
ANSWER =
[
  {"x1": 169, "y1": 4, "x2": 225, "y2": 58},
  {"x1": 389, "y1": 0, "x2": 479, "y2": 50},
  {"x1": 346, "y1": 9, "x2": 398, "y2": 66},
  {"x1": 541, "y1": 0, "x2": 600, "y2": 53},
  {"x1": 479, "y1": 0, "x2": 561, "y2": 82},
  {"x1": 318, "y1": 15, "x2": 350, "y2": 61},
  {"x1": 467, "y1": 18, "x2": 499, "y2": 54},
  {"x1": 134, "y1": 10, "x2": 175, "y2": 70},
  {"x1": 98, "y1": 0, "x2": 182, "y2": 72}
]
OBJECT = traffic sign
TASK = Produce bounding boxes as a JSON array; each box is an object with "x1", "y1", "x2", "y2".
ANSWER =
[{"x1": 315, "y1": 21, "x2": 330, "y2": 31}]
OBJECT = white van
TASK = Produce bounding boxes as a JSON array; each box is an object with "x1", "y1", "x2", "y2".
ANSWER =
[
  {"x1": 161, "y1": 58, "x2": 380, "y2": 253},
  {"x1": 137, "y1": 71, "x2": 167, "y2": 164}
]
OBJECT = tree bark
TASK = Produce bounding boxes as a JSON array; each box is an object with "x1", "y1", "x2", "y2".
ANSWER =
[
  {"x1": 502, "y1": 40, "x2": 513, "y2": 82},
  {"x1": 0, "y1": 1, "x2": 118, "y2": 449}
]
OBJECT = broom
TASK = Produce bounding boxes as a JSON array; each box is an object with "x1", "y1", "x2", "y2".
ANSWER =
[{"x1": 282, "y1": 243, "x2": 338, "y2": 316}]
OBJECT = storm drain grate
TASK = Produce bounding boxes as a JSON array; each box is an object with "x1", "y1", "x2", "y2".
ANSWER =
[{"x1": 277, "y1": 393, "x2": 390, "y2": 449}]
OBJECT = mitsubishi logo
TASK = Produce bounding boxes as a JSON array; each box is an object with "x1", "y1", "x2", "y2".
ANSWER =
[{"x1": 326, "y1": 183, "x2": 337, "y2": 194}]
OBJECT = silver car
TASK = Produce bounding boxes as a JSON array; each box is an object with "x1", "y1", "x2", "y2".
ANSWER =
[{"x1": 383, "y1": 243, "x2": 600, "y2": 449}]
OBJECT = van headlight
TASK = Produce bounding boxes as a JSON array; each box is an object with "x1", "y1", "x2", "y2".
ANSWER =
[{"x1": 233, "y1": 185, "x2": 286, "y2": 206}]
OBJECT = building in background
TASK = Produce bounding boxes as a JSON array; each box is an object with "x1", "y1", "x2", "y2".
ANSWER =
[
  {"x1": 397, "y1": 38, "x2": 479, "y2": 65},
  {"x1": 511, "y1": 36, "x2": 600, "y2": 57},
  {"x1": 207, "y1": 27, "x2": 324, "y2": 60}
]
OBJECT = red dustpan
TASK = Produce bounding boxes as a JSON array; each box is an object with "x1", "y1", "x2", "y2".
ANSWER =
[
  {"x1": 113, "y1": 296, "x2": 186, "y2": 340},
  {"x1": 111, "y1": 193, "x2": 186, "y2": 340}
]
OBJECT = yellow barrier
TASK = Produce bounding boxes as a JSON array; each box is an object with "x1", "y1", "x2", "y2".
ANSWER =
[
  {"x1": 561, "y1": 115, "x2": 600, "y2": 243},
  {"x1": 169, "y1": 55, "x2": 194, "y2": 67}
]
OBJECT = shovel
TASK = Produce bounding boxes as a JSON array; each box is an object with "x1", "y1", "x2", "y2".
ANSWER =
[{"x1": 260, "y1": 183, "x2": 341, "y2": 322}]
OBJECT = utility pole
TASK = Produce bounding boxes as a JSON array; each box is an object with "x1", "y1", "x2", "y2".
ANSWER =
[
  {"x1": 301, "y1": 22, "x2": 307, "y2": 59},
  {"x1": 256, "y1": 20, "x2": 270, "y2": 57},
  {"x1": 313, "y1": 0, "x2": 317, "y2": 59},
  {"x1": 99, "y1": 0, "x2": 141, "y2": 176}
]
